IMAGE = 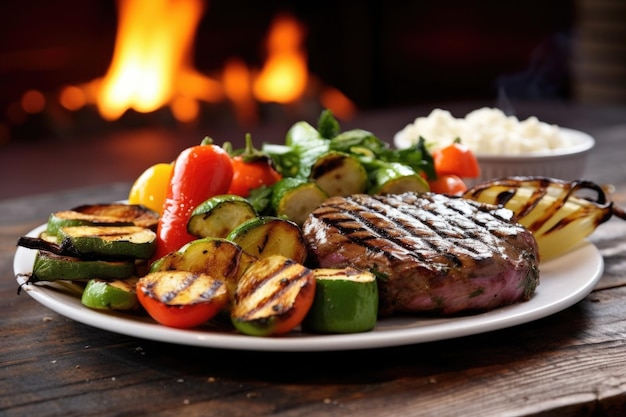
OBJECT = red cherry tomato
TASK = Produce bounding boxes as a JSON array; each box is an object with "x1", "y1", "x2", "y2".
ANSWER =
[
  {"x1": 432, "y1": 140, "x2": 480, "y2": 178},
  {"x1": 228, "y1": 157, "x2": 282, "y2": 197},
  {"x1": 227, "y1": 133, "x2": 282, "y2": 197},
  {"x1": 428, "y1": 174, "x2": 468, "y2": 196}
]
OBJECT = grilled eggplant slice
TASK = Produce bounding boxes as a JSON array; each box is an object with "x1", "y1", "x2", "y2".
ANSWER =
[
  {"x1": 230, "y1": 255, "x2": 316, "y2": 336},
  {"x1": 46, "y1": 211, "x2": 134, "y2": 240},
  {"x1": 309, "y1": 151, "x2": 368, "y2": 197},
  {"x1": 226, "y1": 216, "x2": 307, "y2": 263},
  {"x1": 58, "y1": 226, "x2": 157, "y2": 259},
  {"x1": 46, "y1": 204, "x2": 159, "y2": 238}
]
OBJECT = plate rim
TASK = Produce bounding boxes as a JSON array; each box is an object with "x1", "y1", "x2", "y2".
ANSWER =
[{"x1": 14, "y1": 224, "x2": 604, "y2": 352}]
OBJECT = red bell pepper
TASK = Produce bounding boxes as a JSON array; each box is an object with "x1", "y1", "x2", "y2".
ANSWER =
[{"x1": 151, "y1": 139, "x2": 233, "y2": 261}]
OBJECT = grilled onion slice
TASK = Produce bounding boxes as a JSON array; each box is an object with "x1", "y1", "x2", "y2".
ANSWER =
[{"x1": 464, "y1": 176, "x2": 624, "y2": 261}]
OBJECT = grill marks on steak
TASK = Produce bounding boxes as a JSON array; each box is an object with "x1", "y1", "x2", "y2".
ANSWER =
[{"x1": 302, "y1": 192, "x2": 540, "y2": 316}]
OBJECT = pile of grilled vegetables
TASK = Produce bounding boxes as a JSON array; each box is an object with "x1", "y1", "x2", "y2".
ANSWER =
[
  {"x1": 17, "y1": 199, "x2": 379, "y2": 336},
  {"x1": 17, "y1": 204, "x2": 159, "y2": 310},
  {"x1": 16, "y1": 110, "x2": 626, "y2": 338},
  {"x1": 19, "y1": 182, "x2": 622, "y2": 337}
]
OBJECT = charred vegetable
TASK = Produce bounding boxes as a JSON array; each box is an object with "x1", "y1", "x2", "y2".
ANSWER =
[
  {"x1": 150, "y1": 237, "x2": 256, "y2": 306},
  {"x1": 57, "y1": 226, "x2": 157, "y2": 260},
  {"x1": 367, "y1": 161, "x2": 430, "y2": 195},
  {"x1": 226, "y1": 216, "x2": 308, "y2": 264},
  {"x1": 29, "y1": 250, "x2": 135, "y2": 283},
  {"x1": 137, "y1": 270, "x2": 229, "y2": 328},
  {"x1": 69, "y1": 203, "x2": 159, "y2": 229},
  {"x1": 269, "y1": 178, "x2": 328, "y2": 226},
  {"x1": 81, "y1": 278, "x2": 139, "y2": 310},
  {"x1": 46, "y1": 203, "x2": 159, "y2": 239},
  {"x1": 309, "y1": 151, "x2": 368, "y2": 197},
  {"x1": 464, "y1": 176, "x2": 625, "y2": 260},
  {"x1": 187, "y1": 195, "x2": 257, "y2": 239},
  {"x1": 230, "y1": 255, "x2": 316, "y2": 336},
  {"x1": 302, "y1": 267, "x2": 378, "y2": 334}
]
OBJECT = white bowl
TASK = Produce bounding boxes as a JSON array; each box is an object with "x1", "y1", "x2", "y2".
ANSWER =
[{"x1": 466, "y1": 128, "x2": 595, "y2": 187}]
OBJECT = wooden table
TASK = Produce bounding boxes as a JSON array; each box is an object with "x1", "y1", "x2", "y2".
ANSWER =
[{"x1": 2, "y1": 101, "x2": 626, "y2": 417}]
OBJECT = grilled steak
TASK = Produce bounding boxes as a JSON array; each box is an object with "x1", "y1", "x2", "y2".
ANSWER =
[{"x1": 302, "y1": 192, "x2": 540, "y2": 316}]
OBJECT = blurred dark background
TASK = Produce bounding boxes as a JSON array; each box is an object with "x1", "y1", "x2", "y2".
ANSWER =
[{"x1": 0, "y1": 0, "x2": 624, "y2": 145}]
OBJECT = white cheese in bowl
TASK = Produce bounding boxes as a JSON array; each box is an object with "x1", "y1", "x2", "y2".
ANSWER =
[{"x1": 393, "y1": 107, "x2": 576, "y2": 155}]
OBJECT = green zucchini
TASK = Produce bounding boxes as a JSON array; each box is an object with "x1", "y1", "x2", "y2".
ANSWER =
[
  {"x1": 187, "y1": 195, "x2": 257, "y2": 239},
  {"x1": 270, "y1": 177, "x2": 328, "y2": 226},
  {"x1": 81, "y1": 278, "x2": 139, "y2": 310},
  {"x1": 30, "y1": 250, "x2": 135, "y2": 282},
  {"x1": 58, "y1": 226, "x2": 157, "y2": 259},
  {"x1": 368, "y1": 162, "x2": 430, "y2": 195},
  {"x1": 302, "y1": 267, "x2": 378, "y2": 334},
  {"x1": 310, "y1": 151, "x2": 368, "y2": 197},
  {"x1": 226, "y1": 216, "x2": 308, "y2": 264},
  {"x1": 150, "y1": 237, "x2": 257, "y2": 304}
]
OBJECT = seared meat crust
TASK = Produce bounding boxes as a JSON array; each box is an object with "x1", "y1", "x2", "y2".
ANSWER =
[{"x1": 302, "y1": 192, "x2": 540, "y2": 316}]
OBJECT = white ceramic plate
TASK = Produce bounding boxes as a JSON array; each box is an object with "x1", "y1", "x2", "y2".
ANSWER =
[{"x1": 14, "y1": 225, "x2": 604, "y2": 352}]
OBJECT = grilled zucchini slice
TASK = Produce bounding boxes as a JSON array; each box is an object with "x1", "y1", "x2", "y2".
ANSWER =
[
  {"x1": 81, "y1": 278, "x2": 139, "y2": 310},
  {"x1": 226, "y1": 216, "x2": 307, "y2": 263},
  {"x1": 30, "y1": 250, "x2": 135, "y2": 282},
  {"x1": 270, "y1": 177, "x2": 328, "y2": 226},
  {"x1": 188, "y1": 195, "x2": 257, "y2": 238},
  {"x1": 58, "y1": 226, "x2": 157, "y2": 259},
  {"x1": 368, "y1": 162, "x2": 430, "y2": 195},
  {"x1": 310, "y1": 151, "x2": 368, "y2": 197},
  {"x1": 150, "y1": 237, "x2": 257, "y2": 304}
]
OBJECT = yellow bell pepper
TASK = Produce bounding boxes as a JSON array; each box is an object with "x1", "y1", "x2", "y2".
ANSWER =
[{"x1": 128, "y1": 163, "x2": 173, "y2": 214}]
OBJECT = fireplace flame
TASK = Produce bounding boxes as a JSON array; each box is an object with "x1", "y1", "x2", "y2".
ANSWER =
[
  {"x1": 95, "y1": 0, "x2": 221, "y2": 121},
  {"x1": 252, "y1": 14, "x2": 308, "y2": 104},
  {"x1": 70, "y1": 1, "x2": 354, "y2": 125}
]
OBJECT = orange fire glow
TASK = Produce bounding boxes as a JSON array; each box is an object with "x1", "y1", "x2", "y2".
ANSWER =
[
  {"x1": 66, "y1": 1, "x2": 354, "y2": 124},
  {"x1": 94, "y1": 0, "x2": 222, "y2": 121},
  {"x1": 252, "y1": 14, "x2": 308, "y2": 104}
]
